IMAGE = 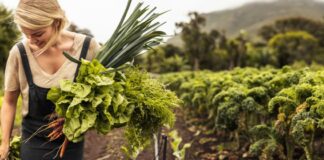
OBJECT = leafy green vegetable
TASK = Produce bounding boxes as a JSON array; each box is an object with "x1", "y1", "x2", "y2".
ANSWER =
[{"x1": 47, "y1": 60, "x2": 180, "y2": 156}]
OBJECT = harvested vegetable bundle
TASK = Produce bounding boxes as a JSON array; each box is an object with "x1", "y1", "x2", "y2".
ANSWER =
[
  {"x1": 47, "y1": 60, "x2": 180, "y2": 157},
  {"x1": 40, "y1": 0, "x2": 179, "y2": 158}
]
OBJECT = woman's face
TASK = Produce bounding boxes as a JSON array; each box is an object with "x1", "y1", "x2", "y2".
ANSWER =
[{"x1": 21, "y1": 26, "x2": 54, "y2": 48}]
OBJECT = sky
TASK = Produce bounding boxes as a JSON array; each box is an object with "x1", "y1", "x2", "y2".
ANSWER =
[{"x1": 0, "y1": 0, "x2": 305, "y2": 43}]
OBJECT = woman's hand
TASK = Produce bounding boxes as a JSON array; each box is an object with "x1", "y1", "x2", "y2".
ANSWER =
[{"x1": 0, "y1": 143, "x2": 9, "y2": 160}]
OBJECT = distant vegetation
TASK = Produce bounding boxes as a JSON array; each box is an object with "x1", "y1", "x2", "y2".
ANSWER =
[
  {"x1": 135, "y1": 0, "x2": 324, "y2": 73},
  {"x1": 137, "y1": 14, "x2": 324, "y2": 72},
  {"x1": 0, "y1": 4, "x2": 20, "y2": 70}
]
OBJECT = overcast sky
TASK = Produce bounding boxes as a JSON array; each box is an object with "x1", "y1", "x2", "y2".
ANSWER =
[{"x1": 0, "y1": 0, "x2": 319, "y2": 43}]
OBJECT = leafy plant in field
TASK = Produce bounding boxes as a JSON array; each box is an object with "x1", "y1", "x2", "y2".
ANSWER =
[
  {"x1": 168, "y1": 130, "x2": 191, "y2": 160},
  {"x1": 0, "y1": 136, "x2": 21, "y2": 160},
  {"x1": 8, "y1": 136, "x2": 21, "y2": 160},
  {"x1": 159, "y1": 67, "x2": 324, "y2": 159},
  {"x1": 249, "y1": 125, "x2": 286, "y2": 160}
]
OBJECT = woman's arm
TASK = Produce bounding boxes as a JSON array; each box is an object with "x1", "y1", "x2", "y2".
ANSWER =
[{"x1": 0, "y1": 90, "x2": 20, "y2": 158}]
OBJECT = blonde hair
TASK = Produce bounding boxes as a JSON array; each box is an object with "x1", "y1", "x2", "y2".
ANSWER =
[{"x1": 14, "y1": 0, "x2": 69, "y2": 56}]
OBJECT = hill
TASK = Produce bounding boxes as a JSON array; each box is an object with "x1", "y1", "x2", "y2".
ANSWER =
[{"x1": 168, "y1": 0, "x2": 324, "y2": 46}]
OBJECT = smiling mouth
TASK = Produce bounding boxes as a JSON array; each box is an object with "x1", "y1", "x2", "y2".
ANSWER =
[
  {"x1": 33, "y1": 41, "x2": 43, "y2": 47},
  {"x1": 37, "y1": 42, "x2": 43, "y2": 46}
]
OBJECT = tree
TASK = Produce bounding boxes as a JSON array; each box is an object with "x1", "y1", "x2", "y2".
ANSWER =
[
  {"x1": 268, "y1": 31, "x2": 318, "y2": 67},
  {"x1": 163, "y1": 44, "x2": 185, "y2": 58},
  {"x1": 176, "y1": 12, "x2": 219, "y2": 70},
  {"x1": 246, "y1": 43, "x2": 277, "y2": 68},
  {"x1": 259, "y1": 17, "x2": 324, "y2": 47},
  {"x1": 226, "y1": 31, "x2": 249, "y2": 69},
  {"x1": 135, "y1": 44, "x2": 188, "y2": 73},
  {"x1": 0, "y1": 4, "x2": 20, "y2": 69}
]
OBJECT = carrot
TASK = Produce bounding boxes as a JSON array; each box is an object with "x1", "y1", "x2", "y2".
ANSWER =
[
  {"x1": 46, "y1": 119, "x2": 63, "y2": 130},
  {"x1": 48, "y1": 128, "x2": 62, "y2": 139},
  {"x1": 47, "y1": 130, "x2": 59, "y2": 138},
  {"x1": 59, "y1": 137, "x2": 69, "y2": 158},
  {"x1": 49, "y1": 132, "x2": 63, "y2": 141},
  {"x1": 52, "y1": 132, "x2": 63, "y2": 140}
]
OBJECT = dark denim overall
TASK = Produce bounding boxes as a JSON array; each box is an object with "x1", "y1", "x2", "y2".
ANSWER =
[{"x1": 17, "y1": 37, "x2": 91, "y2": 160}]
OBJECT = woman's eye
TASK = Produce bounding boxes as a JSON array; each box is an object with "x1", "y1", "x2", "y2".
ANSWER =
[{"x1": 33, "y1": 33, "x2": 43, "y2": 37}]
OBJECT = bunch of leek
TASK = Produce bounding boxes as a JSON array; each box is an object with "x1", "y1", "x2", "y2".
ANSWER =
[{"x1": 96, "y1": 0, "x2": 166, "y2": 68}]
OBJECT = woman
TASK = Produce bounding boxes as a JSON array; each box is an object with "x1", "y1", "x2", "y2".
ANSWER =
[{"x1": 0, "y1": 0, "x2": 100, "y2": 159}]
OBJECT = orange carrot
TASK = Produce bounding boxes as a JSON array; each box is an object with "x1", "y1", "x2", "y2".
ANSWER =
[
  {"x1": 59, "y1": 137, "x2": 69, "y2": 158},
  {"x1": 47, "y1": 130, "x2": 59, "y2": 138},
  {"x1": 46, "y1": 119, "x2": 62, "y2": 129},
  {"x1": 52, "y1": 132, "x2": 63, "y2": 140},
  {"x1": 49, "y1": 132, "x2": 63, "y2": 141}
]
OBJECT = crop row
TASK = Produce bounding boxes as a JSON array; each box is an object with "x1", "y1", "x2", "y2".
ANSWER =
[{"x1": 160, "y1": 67, "x2": 324, "y2": 160}]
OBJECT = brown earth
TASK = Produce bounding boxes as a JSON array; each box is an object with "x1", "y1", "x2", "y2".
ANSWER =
[
  {"x1": 87, "y1": 108, "x2": 223, "y2": 160},
  {"x1": 11, "y1": 108, "x2": 247, "y2": 160}
]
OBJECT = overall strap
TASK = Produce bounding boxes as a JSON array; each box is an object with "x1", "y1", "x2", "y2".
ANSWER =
[
  {"x1": 73, "y1": 36, "x2": 91, "y2": 82},
  {"x1": 17, "y1": 43, "x2": 34, "y2": 87}
]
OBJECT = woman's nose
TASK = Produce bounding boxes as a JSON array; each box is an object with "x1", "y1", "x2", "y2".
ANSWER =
[{"x1": 28, "y1": 36, "x2": 38, "y2": 43}]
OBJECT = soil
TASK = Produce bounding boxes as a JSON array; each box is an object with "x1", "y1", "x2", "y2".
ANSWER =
[
  {"x1": 12, "y1": 107, "x2": 324, "y2": 160},
  {"x1": 10, "y1": 108, "x2": 251, "y2": 160},
  {"x1": 87, "y1": 108, "x2": 224, "y2": 160}
]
